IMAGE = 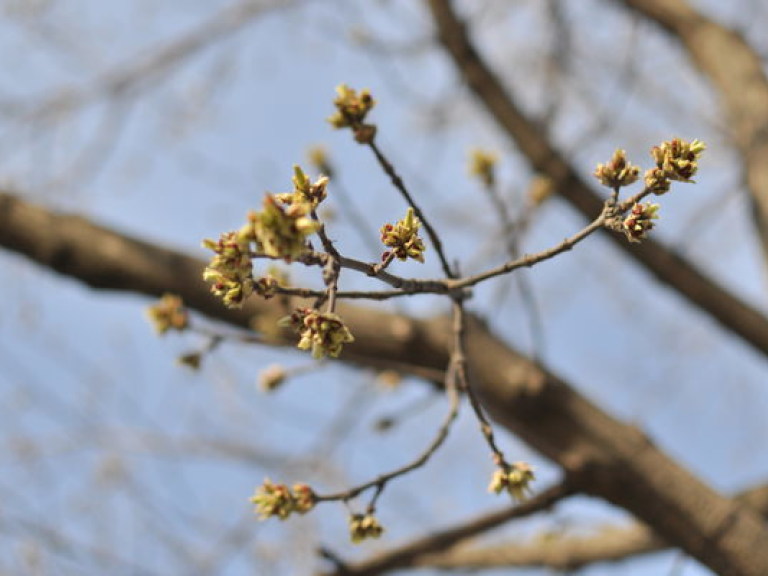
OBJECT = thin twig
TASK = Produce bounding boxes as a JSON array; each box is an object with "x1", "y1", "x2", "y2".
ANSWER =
[
  {"x1": 313, "y1": 303, "x2": 464, "y2": 505},
  {"x1": 274, "y1": 286, "x2": 427, "y2": 301},
  {"x1": 367, "y1": 140, "x2": 455, "y2": 278},
  {"x1": 478, "y1": 177, "x2": 545, "y2": 360},
  {"x1": 451, "y1": 299, "x2": 507, "y2": 464},
  {"x1": 446, "y1": 187, "x2": 652, "y2": 292},
  {"x1": 319, "y1": 481, "x2": 574, "y2": 576},
  {"x1": 314, "y1": 210, "x2": 343, "y2": 313},
  {"x1": 327, "y1": 173, "x2": 383, "y2": 260}
]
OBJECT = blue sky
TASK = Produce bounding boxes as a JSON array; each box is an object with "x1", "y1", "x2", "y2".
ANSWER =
[{"x1": 1, "y1": 1, "x2": 767, "y2": 574}]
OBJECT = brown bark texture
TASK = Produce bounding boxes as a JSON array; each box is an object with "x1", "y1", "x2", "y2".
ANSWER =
[
  {"x1": 2, "y1": 189, "x2": 768, "y2": 576},
  {"x1": 3, "y1": 1, "x2": 768, "y2": 574}
]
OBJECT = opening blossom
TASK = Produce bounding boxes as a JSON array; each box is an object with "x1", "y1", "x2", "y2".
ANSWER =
[
  {"x1": 489, "y1": 461, "x2": 535, "y2": 502},
  {"x1": 274, "y1": 165, "x2": 329, "y2": 210},
  {"x1": 328, "y1": 84, "x2": 377, "y2": 143},
  {"x1": 250, "y1": 479, "x2": 315, "y2": 520},
  {"x1": 623, "y1": 202, "x2": 660, "y2": 243},
  {"x1": 202, "y1": 232, "x2": 254, "y2": 309},
  {"x1": 651, "y1": 138, "x2": 706, "y2": 183},
  {"x1": 593, "y1": 149, "x2": 640, "y2": 189},
  {"x1": 247, "y1": 195, "x2": 320, "y2": 261},
  {"x1": 279, "y1": 308, "x2": 355, "y2": 359},
  {"x1": 380, "y1": 207, "x2": 426, "y2": 263},
  {"x1": 327, "y1": 84, "x2": 376, "y2": 130}
]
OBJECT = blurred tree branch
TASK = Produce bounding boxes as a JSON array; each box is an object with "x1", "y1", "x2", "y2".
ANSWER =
[
  {"x1": 338, "y1": 484, "x2": 768, "y2": 574},
  {"x1": 3, "y1": 190, "x2": 768, "y2": 574},
  {"x1": 426, "y1": 0, "x2": 768, "y2": 360},
  {"x1": 618, "y1": 0, "x2": 768, "y2": 264},
  {"x1": 2, "y1": 2, "x2": 768, "y2": 573},
  {"x1": 319, "y1": 481, "x2": 575, "y2": 576},
  {"x1": 9, "y1": 0, "x2": 296, "y2": 124}
]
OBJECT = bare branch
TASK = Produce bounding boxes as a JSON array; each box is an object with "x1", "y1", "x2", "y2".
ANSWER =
[
  {"x1": 318, "y1": 481, "x2": 574, "y2": 576},
  {"x1": 4, "y1": 191, "x2": 768, "y2": 574},
  {"x1": 369, "y1": 484, "x2": 768, "y2": 572},
  {"x1": 13, "y1": 0, "x2": 298, "y2": 122},
  {"x1": 367, "y1": 140, "x2": 455, "y2": 278},
  {"x1": 425, "y1": 0, "x2": 768, "y2": 359},
  {"x1": 618, "y1": 0, "x2": 768, "y2": 261}
]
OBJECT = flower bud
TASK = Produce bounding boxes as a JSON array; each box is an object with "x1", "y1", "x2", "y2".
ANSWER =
[
  {"x1": 349, "y1": 513, "x2": 384, "y2": 543},
  {"x1": 593, "y1": 149, "x2": 640, "y2": 188},
  {"x1": 622, "y1": 202, "x2": 660, "y2": 243},
  {"x1": 488, "y1": 461, "x2": 535, "y2": 501},
  {"x1": 380, "y1": 207, "x2": 426, "y2": 263}
]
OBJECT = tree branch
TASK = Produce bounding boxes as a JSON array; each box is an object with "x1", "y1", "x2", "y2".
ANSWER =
[
  {"x1": 425, "y1": 0, "x2": 768, "y2": 360},
  {"x1": 362, "y1": 484, "x2": 768, "y2": 573},
  {"x1": 13, "y1": 0, "x2": 297, "y2": 122},
  {"x1": 3, "y1": 191, "x2": 768, "y2": 574},
  {"x1": 318, "y1": 481, "x2": 575, "y2": 576},
  {"x1": 617, "y1": 0, "x2": 768, "y2": 263}
]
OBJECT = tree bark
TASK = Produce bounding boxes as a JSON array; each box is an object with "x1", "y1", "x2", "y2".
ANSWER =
[{"x1": 3, "y1": 191, "x2": 768, "y2": 575}]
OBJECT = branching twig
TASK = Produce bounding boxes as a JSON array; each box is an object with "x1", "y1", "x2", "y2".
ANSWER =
[
  {"x1": 7, "y1": 188, "x2": 768, "y2": 574},
  {"x1": 367, "y1": 140, "x2": 455, "y2": 278},
  {"x1": 312, "y1": 347, "x2": 460, "y2": 505},
  {"x1": 425, "y1": 0, "x2": 768, "y2": 361},
  {"x1": 319, "y1": 481, "x2": 575, "y2": 576},
  {"x1": 314, "y1": 210, "x2": 343, "y2": 314},
  {"x1": 274, "y1": 286, "x2": 427, "y2": 301},
  {"x1": 261, "y1": 185, "x2": 648, "y2": 302},
  {"x1": 446, "y1": 187, "x2": 652, "y2": 291},
  {"x1": 477, "y1": 175, "x2": 546, "y2": 359},
  {"x1": 451, "y1": 298, "x2": 507, "y2": 464}
]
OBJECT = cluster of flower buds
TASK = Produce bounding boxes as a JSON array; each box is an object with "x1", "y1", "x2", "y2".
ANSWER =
[
  {"x1": 622, "y1": 202, "x2": 660, "y2": 243},
  {"x1": 641, "y1": 138, "x2": 706, "y2": 196},
  {"x1": 202, "y1": 232, "x2": 255, "y2": 308},
  {"x1": 327, "y1": 84, "x2": 377, "y2": 143},
  {"x1": 488, "y1": 461, "x2": 535, "y2": 501},
  {"x1": 202, "y1": 166, "x2": 329, "y2": 307},
  {"x1": 643, "y1": 167, "x2": 671, "y2": 195},
  {"x1": 468, "y1": 149, "x2": 499, "y2": 188},
  {"x1": 279, "y1": 308, "x2": 355, "y2": 359},
  {"x1": 248, "y1": 195, "x2": 320, "y2": 261},
  {"x1": 348, "y1": 513, "x2": 384, "y2": 543},
  {"x1": 146, "y1": 293, "x2": 189, "y2": 335},
  {"x1": 650, "y1": 138, "x2": 706, "y2": 185},
  {"x1": 380, "y1": 207, "x2": 426, "y2": 263},
  {"x1": 593, "y1": 149, "x2": 640, "y2": 189},
  {"x1": 274, "y1": 165, "x2": 329, "y2": 209},
  {"x1": 592, "y1": 138, "x2": 705, "y2": 243},
  {"x1": 250, "y1": 479, "x2": 316, "y2": 520}
]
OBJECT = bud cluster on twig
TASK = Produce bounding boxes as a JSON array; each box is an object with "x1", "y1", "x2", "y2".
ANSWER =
[{"x1": 145, "y1": 85, "x2": 706, "y2": 546}]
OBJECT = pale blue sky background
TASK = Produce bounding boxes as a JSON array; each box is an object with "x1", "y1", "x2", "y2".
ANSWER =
[{"x1": 1, "y1": 1, "x2": 767, "y2": 574}]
